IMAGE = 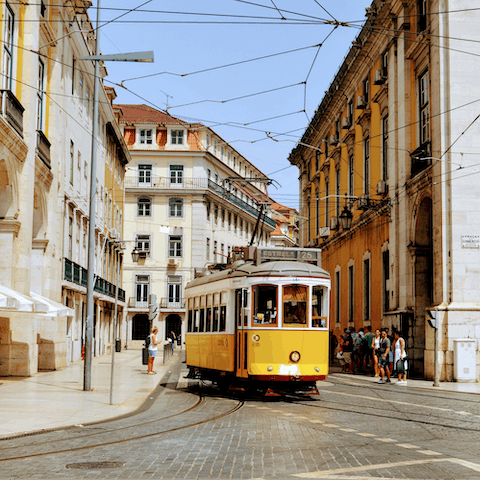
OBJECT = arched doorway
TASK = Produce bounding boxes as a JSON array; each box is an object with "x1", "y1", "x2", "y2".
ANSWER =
[
  {"x1": 165, "y1": 314, "x2": 182, "y2": 343},
  {"x1": 132, "y1": 314, "x2": 150, "y2": 341},
  {"x1": 409, "y1": 197, "x2": 433, "y2": 377}
]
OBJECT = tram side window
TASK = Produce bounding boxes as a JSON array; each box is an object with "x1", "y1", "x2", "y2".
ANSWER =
[
  {"x1": 283, "y1": 285, "x2": 308, "y2": 326},
  {"x1": 213, "y1": 306, "x2": 219, "y2": 331},
  {"x1": 206, "y1": 307, "x2": 212, "y2": 332},
  {"x1": 253, "y1": 285, "x2": 278, "y2": 326},
  {"x1": 187, "y1": 309, "x2": 193, "y2": 332},
  {"x1": 220, "y1": 305, "x2": 226, "y2": 332},
  {"x1": 194, "y1": 310, "x2": 199, "y2": 332},
  {"x1": 312, "y1": 285, "x2": 327, "y2": 328},
  {"x1": 199, "y1": 308, "x2": 205, "y2": 332}
]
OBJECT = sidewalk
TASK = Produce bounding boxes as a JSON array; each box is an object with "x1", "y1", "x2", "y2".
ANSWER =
[
  {"x1": 329, "y1": 365, "x2": 480, "y2": 394},
  {"x1": 0, "y1": 348, "x2": 178, "y2": 438}
]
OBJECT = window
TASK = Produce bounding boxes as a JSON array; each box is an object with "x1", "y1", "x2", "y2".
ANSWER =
[
  {"x1": 137, "y1": 197, "x2": 151, "y2": 217},
  {"x1": 71, "y1": 57, "x2": 75, "y2": 95},
  {"x1": 381, "y1": 50, "x2": 388, "y2": 76},
  {"x1": 220, "y1": 296, "x2": 226, "y2": 332},
  {"x1": 206, "y1": 296, "x2": 212, "y2": 332},
  {"x1": 335, "y1": 271, "x2": 341, "y2": 325},
  {"x1": 170, "y1": 165, "x2": 184, "y2": 186},
  {"x1": 315, "y1": 150, "x2": 320, "y2": 172},
  {"x1": 70, "y1": 140, "x2": 74, "y2": 184},
  {"x1": 169, "y1": 235, "x2": 182, "y2": 257},
  {"x1": 213, "y1": 240, "x2": 218, "y2": 262},
  {"x1": 283, "y1": 285, "x2": 307, "y2": 326},
  {"x1": 348, "y1": 265, "x2": 354, "y2": 323},
  {"x1": 325, "y1": 179, "x2": 329, "y2": 228},
  {"x1": 348, "y1": 100, "x2": 354, "y2": 125},
  {"x1": 136, "y1": 234, "x2": 151, "y2": 254},
  {"x1": 382, "y1": 116, "x2": 389, "y2": 180},
  {"x1": 335, "y1": 167, "x2": 341, "y2": 218},
  {"x1": 3, "y1": 3, "x2": 14, "y2": 90},
  {"x1": 348, "y1": 154, "x2": 354, "y2": 198},
  {"x1": 383, "y1": 250, "x2": 390, "y2": 312},
  {"x1": 220, "y1": 146, "x2": 224, "y2": 160},
  {"x1": 206, "y1": 201, "x2": 211, "y2": 220},
  {"x1": 363, "y1": 258, "x2": 371, "y2": 322},
  {"x1": 214, "y1": 204, "x2": 218, "y2": 224},
  {"x1": 418, "y1": 0, "x2": 428, "y2": 32},
  {"x1": 312, "y1": 286, "x2": 327, "y2": 328},
  {"x1": 171, "y1": 130, "x2": 184, "y2": 145},
  {"x1": 37, "y1": 59, "x2": 45, "y2": 131},
  {"x1": 227, "y1": 150, "x2": 231, "y2": 165},
  {"x1": 206, "y1": 134, "x2": 211, "y2": 151},
  {"x1": 169, "y1": 198, "x2": 183, "y2": 217},
  {"x1": 363, "y1": 76, "x2": 370, "y2": 104},
  {"x1": 140, "y1": 129, "x2": 153, "y2": 145},
  {"x1": 419, "y1": 71, "x2": 430, "y2": 145},
  {"x1": 206, "y1": 238, "x2": 210, "y2": 261},
  {"x1": 324, "y1": 138, "x2": 329, "y2": 160},
  {"x1": 253, "y1": 285, "x2": 278, "y2": 326},
  {"x1": 167, "y1": 275, "x2": 182, "y2": 307},
  {"x1": 138, "y1": 164, "x2": 152, "y2": 185},
  {"x1": 135, "y1": 275, "x2": 149, "y2": 308},
  {"x1": 315, "y1": 188, "x2": 319, "y2": 234},
  {"x1": 221, "y1": 208, "x2": 225, "y2": 227},
  {"x1": 364, "y1": 137, "x2": 370, "y2": 195},
  {"x1": 213, "y1": 139, "x2": 218, "y2": 156}
]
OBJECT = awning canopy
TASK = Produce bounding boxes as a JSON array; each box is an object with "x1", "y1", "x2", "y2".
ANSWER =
[
  {"x1": 0, "y1": 284, "x2": 47, "y2": 313},
  {"x1": 30, "y1": 292, "x2": 75, "y2": 318}
]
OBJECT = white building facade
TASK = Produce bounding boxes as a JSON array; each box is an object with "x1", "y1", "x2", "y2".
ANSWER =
[{"x1": 115, "y1": 105, "x2": 275, "y2": 346}]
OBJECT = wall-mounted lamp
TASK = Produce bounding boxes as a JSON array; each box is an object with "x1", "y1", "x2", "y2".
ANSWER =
[
  {"x1": 339, "y1": 205, "x2": 353, "y2": 230},
  {"x1": 131, "y1": 248, "x2": 140, "y2": 263}
]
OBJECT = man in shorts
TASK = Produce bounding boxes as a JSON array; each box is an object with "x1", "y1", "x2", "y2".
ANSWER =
[{"x1": 377, "y1": 328, "x2": 391, "y2": 384}]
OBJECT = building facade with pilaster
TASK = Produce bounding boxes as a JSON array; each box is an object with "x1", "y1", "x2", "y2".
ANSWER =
[{"x1": 289, "y1": 0, "x2": 480, "y2": 380}]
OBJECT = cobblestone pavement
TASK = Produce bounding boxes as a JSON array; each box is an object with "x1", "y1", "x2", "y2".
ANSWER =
[{"x1": 3, "y1": 361, "x2": 480, "y2": 479}]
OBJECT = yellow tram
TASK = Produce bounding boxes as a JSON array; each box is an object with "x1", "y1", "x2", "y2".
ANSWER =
[{"x1": 185, "y1": 247, "x2": 331, "y2": 395}]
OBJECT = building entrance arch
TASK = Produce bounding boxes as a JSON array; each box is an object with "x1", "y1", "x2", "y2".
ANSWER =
[
  {"x1": 132, "y1": 314, "x2": 150, "y2": 341},
  {"x1": 165, "y1": 314, "x2": 182, "y2": 343},
  {"x1": 409, "y1": 196, "x2": 433, "y2": 377}
]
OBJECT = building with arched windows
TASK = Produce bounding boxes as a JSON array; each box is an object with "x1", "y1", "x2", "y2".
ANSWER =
[{"x1": 289, "y1": 0, "x2": 480, "y2": 380}]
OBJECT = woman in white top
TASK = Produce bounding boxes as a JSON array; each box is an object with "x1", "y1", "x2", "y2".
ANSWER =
[
  {"x1": 393, "y1": 330, "x2": 407, "y2": 385},
  {"x1": 147, "y1": 326, "x2": 160, "y2": 375},
  {"x1": 372, "y1": 329, "x2": 381, "y2": 377}
]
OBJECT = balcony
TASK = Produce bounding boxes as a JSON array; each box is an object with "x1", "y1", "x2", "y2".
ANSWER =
[
  {"x1": 36, "y1": 130, "x2": 51, "y2": 169},
  {"x1": 0, "y1": 89, "x2": 24, "y2": 137},
  {"x1": 160, "y1": 298, "x2": 186, "y2": 310},
  {"x1": 63, "y1": 258, "x2": 125, "y2": 302},
  {"x1": 125, "y1": 176, "x2": 208, "y2": 189},
  {"x1": 207, "y1": 180, "x2": 276, "y2": 228},
  {"x1": 128, "y1": 297, "x2": 149, "y2": 309}
]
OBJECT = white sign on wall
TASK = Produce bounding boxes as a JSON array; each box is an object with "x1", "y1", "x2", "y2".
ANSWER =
[{"x1": 461, "y1": 235, "x2": 480, "y2": 248}]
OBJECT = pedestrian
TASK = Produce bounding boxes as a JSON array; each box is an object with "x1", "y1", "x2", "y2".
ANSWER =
[
  {"x1": 330, "y1": 331, "x2": 338, "y2": 364},
  {"x1": 372, "y1": 328, "x2": 381, "y2": 377},
  {"x1": 377, "y1": 328, "x2": 391, "y2": 384},
  {"x1": 341, "y1": 329, "x2": 354, "y2": 374},
  {"x1": 353, "y1": 328, "x2": 365, "y2": 372},
  {"x1": 393, "y1": 330, "x2": 408, "y2": 385},
  {"x1": 364, "y1": 326, "x2": 375, "y2": 372},
  {"x1": 169, "y1": 330, "x2": 176, "y2": 353},
  {"x1": 386, "y1": 327, "x2": 395, "y2": 375},
  {"x1": 147, "y1": 326, "x2": 160, "y2": 375}
]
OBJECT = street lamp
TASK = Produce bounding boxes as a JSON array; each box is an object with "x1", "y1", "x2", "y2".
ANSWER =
[
  {"x1": 339, "y1": 205, "x2": 353, "y2": 230},
  {"x1": 131, "y1": 248, "x2": 140, "y2": 263},
  {"x1": 82, "y1": 0, "x2": 154, "y2": 392}
]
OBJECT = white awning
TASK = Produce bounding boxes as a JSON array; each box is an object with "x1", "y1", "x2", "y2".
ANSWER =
[
  {"x1": 30, "y1": 292, "x2": 75, "y2": 318},
  {"x1": 0, "y1": 284, "x2": 48, "y2": 313}
]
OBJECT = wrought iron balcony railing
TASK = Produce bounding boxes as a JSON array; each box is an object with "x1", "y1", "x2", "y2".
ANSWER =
[
  {"x1": 128, "y1": 297, "x2": 149, "y2": 309},
  {"x1": 64, "y1": 258, "x2": 125, "y2": 302},
  {"x1": 160, "y1": 298, "x2": 186, "y2": 309}
]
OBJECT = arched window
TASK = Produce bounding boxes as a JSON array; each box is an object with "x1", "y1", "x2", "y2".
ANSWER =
[{"x1": 138, "y1": 197, "x2": 151, "y2": 217}]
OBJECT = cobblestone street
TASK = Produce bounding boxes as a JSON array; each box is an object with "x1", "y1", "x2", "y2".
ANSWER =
[{"x1": 2, "y1": 357, "x2": 480, "y2": 479}]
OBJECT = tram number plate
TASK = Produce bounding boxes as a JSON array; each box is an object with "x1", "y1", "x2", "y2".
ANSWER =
[{"x1": 258, "y1": 248, "x2": 319, "y2": 262}]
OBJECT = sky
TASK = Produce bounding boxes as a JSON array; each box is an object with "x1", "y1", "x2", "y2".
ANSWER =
[{"x1": 92, "y1": 0, "x2": 372, "y2": 209}]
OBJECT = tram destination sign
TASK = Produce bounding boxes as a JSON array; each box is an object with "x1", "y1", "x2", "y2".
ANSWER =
[{"x1": 256, "y1": 247, "x2": 322, "y2": 264}]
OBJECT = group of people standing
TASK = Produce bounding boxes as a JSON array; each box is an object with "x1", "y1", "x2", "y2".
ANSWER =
[{"x1": 332, "y1": 326, "x2": 408, "y2": 385}]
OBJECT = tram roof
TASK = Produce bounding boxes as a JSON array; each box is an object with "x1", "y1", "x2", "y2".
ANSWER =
[{"x1": 186, "y1": 260, "x2": 330, "y2": 289}]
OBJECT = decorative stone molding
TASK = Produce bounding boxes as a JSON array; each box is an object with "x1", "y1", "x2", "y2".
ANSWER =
[
  {"x1": 32, "y1": 239, "x2": 49, "y2": 251},
  {"x1": 0, "y1": 219, "x2": 21, "y2": 237}
]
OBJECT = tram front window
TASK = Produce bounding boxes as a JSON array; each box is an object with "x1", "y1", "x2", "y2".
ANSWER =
[
  {"x1": 253, "y1": 285, "x2": 278, "y2": 326},
  {"x1": 283, "y1": 285, "x2": 307, "y2": 326}
]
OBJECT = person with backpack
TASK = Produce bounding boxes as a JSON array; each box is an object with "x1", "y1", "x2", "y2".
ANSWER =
[
  {"x1": 147, "y1": 326, "x2": 160, "y2": 375},
  {"x1": 377, "y1": 328, "x2": 391, "y2": 384},
  {"x1": 364, "y1": 326, "x2": 376, "y2": 372}
]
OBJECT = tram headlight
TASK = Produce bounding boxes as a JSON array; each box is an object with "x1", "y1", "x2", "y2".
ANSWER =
[
  {"x1": 267, "y1": 366, "x2": 273, "y2": 371},
  {"x1": 289, "y1": 351, "x2": 301, "y2": 363},
  {"x1": 315, "y1": 367, "x2": 320, "y2": 372}
]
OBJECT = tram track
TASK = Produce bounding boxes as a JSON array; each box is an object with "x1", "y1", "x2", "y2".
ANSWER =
[
  {"x1": 0, "y1": 376, "x2": 245, "y2": 463},
  {"x1": 0, "y1": 388, "x2": 244, "y2": 463}
]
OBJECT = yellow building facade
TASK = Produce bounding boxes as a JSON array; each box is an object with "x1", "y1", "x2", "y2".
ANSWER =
[{"x1": 290, "y1": 0, "x2": 480, "y2": 380}]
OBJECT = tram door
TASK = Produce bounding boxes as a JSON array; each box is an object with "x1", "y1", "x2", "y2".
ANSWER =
[{"x1": 235, "y1": 288, "x2": 249, "y2": 378}]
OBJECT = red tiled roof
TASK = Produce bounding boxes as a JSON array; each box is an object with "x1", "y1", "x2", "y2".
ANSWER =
[{"x1": 115, "y1": 104, "x2": 203, "y2": 128}]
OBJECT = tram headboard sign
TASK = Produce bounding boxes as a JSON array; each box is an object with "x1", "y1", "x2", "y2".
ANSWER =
[{"x1": 255, "y1": 247, "x2": 322, "y2": 265}]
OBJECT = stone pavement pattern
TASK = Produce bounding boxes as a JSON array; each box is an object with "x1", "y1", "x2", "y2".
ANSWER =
[
  {"x1": 3, "y1": 360, "x2": 480, "y2": 479},
  {"x1": 0, "y1": 348, "x2": 171, "y2": 437}
]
